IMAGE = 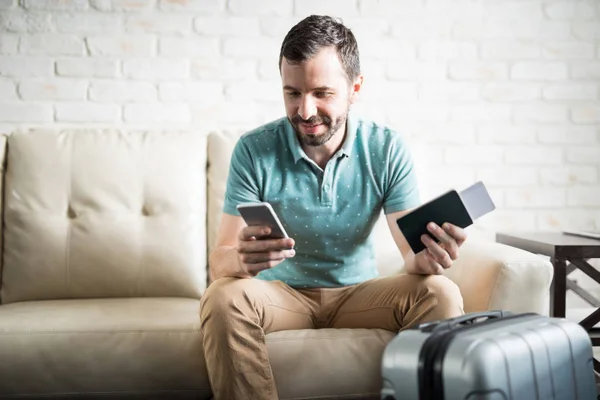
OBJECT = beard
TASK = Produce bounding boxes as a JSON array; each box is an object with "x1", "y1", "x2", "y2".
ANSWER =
[{"x1": 290, "y1": 112, "x2": 348, "y2": 147}]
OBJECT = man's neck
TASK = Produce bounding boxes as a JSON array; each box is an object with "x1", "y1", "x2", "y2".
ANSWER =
[{"x1": 302, "y1": 125, "x2": 346, "y2": 170}]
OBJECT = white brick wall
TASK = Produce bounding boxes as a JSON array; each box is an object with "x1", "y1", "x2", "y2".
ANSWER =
[{"x1": 0, "y1": 0, "x2": 598, "y2": 235}]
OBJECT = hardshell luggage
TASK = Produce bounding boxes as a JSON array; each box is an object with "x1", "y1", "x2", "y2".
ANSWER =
[{"x1": 381, "y1": 311, "x2": 596, "y2": 400}]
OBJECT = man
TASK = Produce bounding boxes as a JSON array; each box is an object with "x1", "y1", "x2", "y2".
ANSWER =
[{"x1": 200, "y1": 15, "x2": 466, "y2": 400}]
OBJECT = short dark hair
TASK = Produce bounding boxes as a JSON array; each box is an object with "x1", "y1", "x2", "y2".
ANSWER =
[{"x1": 279, "y1": 15, "x2": 360, "y2": 82}]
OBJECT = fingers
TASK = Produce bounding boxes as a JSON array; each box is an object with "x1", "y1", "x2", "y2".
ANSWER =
[
  {"x1": 238, "y1": 226, "x2": 295, "y2": 253},
  {"x1": 239, "y1": 249, "x2": 296, "y2": 264},
  {"x1": 421, "y1": 234, "x2": 453, "y2": 269},
  {"x1": 426, "y1": 222, "x2": 460, "y2": 260},
  {"x1": 442, "y1": 222, "x2": 468, "y2": 246}
]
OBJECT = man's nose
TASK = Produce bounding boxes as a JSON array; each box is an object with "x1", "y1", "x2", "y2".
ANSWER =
[{"x1": 297, "y1": 95, "x2": 317, "y2": 120}]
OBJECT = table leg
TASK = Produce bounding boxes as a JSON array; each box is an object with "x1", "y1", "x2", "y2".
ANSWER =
[{"x1": 550, "y1": 257, "x2": 567, "y2": 318}]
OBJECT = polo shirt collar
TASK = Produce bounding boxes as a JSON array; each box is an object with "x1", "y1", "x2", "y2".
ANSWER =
[{"x1": 284, "y1": 111, "x2": 358, "y2": 164}]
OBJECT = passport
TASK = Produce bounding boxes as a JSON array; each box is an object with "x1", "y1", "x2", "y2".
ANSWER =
[{"x1": 396, "y1": 181, "x2": 496, "y2": 254}]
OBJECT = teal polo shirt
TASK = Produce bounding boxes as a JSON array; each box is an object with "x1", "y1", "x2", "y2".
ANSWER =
[{"x1": 223, "y1": 112, "x2": 421, "y2": 288}]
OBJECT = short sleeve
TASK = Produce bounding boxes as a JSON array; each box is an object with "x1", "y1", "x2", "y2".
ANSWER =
[
  {"x1": 222, "y1": 138, "x2": 261, "y2": 216},
  {"x1": 383, "y1": 133, "x2": 421, "y2": 214}
]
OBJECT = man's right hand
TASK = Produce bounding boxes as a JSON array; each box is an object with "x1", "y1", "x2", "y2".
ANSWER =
[{"x1": 235, "y1": 226, "x2": 296, "y2": 277}]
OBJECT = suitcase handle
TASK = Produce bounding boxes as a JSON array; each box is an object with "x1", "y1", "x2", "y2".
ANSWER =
[{"x1": 420, "y1": 310, "x2": 511, "y2": 333}]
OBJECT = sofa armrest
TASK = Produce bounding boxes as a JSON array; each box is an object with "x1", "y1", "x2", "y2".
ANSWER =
[{"x1": 442, "y1": 240, "x2": 554, "y2": 315}]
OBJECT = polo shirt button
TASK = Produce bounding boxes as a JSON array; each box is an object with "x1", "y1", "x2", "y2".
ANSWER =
[{"x1": 324, "y1": 184, "x2": 330, "y2": 191}]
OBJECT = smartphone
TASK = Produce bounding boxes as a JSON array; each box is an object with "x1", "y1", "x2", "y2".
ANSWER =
[{"x1": 236, "y1": 202, "x2": 289, "y2": 239}]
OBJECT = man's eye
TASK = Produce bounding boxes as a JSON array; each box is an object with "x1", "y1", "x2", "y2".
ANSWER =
[
  {"x1": 286, "y1": 92, "x2": 300, "y2": 98},
  {"x1": 315, "y1": 92, "x2": 332, "y2": 98}
]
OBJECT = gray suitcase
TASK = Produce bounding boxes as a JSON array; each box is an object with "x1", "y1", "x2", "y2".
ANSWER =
[{"x1": 381, "y1": 311, "x2": 597, "y2": 400}]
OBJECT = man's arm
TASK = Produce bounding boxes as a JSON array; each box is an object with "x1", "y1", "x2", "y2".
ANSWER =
[
  {"x1": 385, "y1": 209, "x2": 466, "y2": 275},
  {"x1": 209, "y1": 214, "x2": 296, "y2": 282}
]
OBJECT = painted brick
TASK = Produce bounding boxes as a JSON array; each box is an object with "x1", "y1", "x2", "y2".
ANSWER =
[
  {"x1": 568, "y1": 188, "x2": 600, "y2": 207},
  {"x1": 89, "y1": 81, "x2": 157, "y2": 102},
  {"x1": 124, "y1": 103, "x2": 191, "y2": 123},
  {"x1": 260, "y1": 17, "x2": 302, "y2": 37},
  {"x1": 416, "y1": 122, "x2": 477, "y2": 144},
  {"x1": 484, "y1": 1, "x2": 544, "y2": 19},
  {"x1": 478, "y1": 126, "x2": 537, "y2": 145},
  {"x1": 159, "y1": 81, "x2": 223, "y2": 102},
  {"x1": 228, "y1": 0, "x2": 291, "y2": 16},
  {"x1": 223, "y1": 38, "x2": 280, "y2": 58},
  {"x1": 343, "y1": 18, "x2": 390, "y2": 38},
  {"x1": 543, "y1": 84, "x2": 597, "y2": 100},
  {"x1": 543, "y1": 41, "x2": 595, "y2": 59},
  {"x1": 567, "y1": 146, "x2": 600, "y2": 164},
  {"x1": 55, "y1": 103, "x2": 120, "y2": 122},
  {"x1": 90, "y1": 0, "x2": 153, "y2": 11},
  {"x1": 56, "y1": 58, "x2": 119, "y2": 78},
  {"x1": 505, "y1": 146, "x2": 563, "y2": 165},
  {"x1": 419, "y1": 83, "x2": 480, "y2": 102},
  {"x1": 0, "y1": 11, "x2": 52, "y2": 32},
  {"x1": 0, "y1": 34, "x2": 18, "y2": 54},
  {"x1": 53, "y1": 12, "x2": 123, "y2": 34},
  {"x1": 540, "y1": 167, "x2": 598, "y2": 185},
  {"x1": 545, "y1": 1, "x2": 595, "y2": 20},
  {"x1": 571, "y1": 62, "x2": 600, "y2": 79},
  {"x1": 123, "y1": 59, "x2": 189, "y2": 80},
  {"x1": 444, "y1": 145, "x2": 504, "y2": 165},
  {"x1": 448, "y1": 62, "x2": 508, "y2": 80},
  {"x1": 538, "y1": 127, "x2": 598, "y2": 144},
  {"x1": 572, "y1": 105, "x2": 600, "y2": 124},
  {"x1": 0, "y1": 0, "x2": 16, "y2": 9},
  {"x1": 481, "y1": 40, "x2": 540, "y2": 59},
  {"x1": 194, "y1": 16, "x2": 260, "y2": 36},
  {"x1": 511, "y1": 62, "x2": 568, "y2": 80},
  {"x1": 538, "y1": 210, "x2": 599, "y2": 231},
  {"x1": 573, "y1": 21, "x2": 600, "y2": 40},
  {"x1": 18, "y1": 79, "x2": 87, "y2": 100},
  {"x1": 0, "y1": 78, "x2": 16, "y2": 100},
  {"x1": 514, "y1": 104, "x2": 568, "y2": 123},
  {"x1": 419, "y1": 40, "x2": 478, "y2": 60},
  {"x1": 362, "y1": 82, "x2": 418, "y2": 102},
  {"x1": 451, "y1": 105, "x2": 511, "y2": 122},
  {"x1": 20, "y1": 34, "x2": 85, "y2": 55},
  {"x1": 22, "y1": 0, "x2": 88, "y2": 10},
  {"x1": 295, "y1": 0, "x2": 359, "y2": 17},
  {"x1": 482, "y1": 83, "x2": 540, "y2": 102},
  {"x1": 358, "y1": 0, "x2": 423, "y2": 17},
  {"x1": 476, "y1": 167, "x2": 538, "y2": 187},
  {"x1": 387, "y1": 61, "x2": 446, "y2": 81},
  {"x1": 126, "y1": 15, "x2": 192, "y2": 34},
  {"x1": 159, "y1": 0, "x2": 223, "y2": 13},
  {"x1": 0, "y1": 102, "x2": 52, "y2": 122},
  {"x1": 506, "y1": 188, "x2": 567, "y2": 208},
  {"x1": 0, "y1": 57, "x2": 53, "y2": 77},
  {"x1": 225, "y1": 81, "x2": 283, "y2": 102},
  {"x1": 361, "y1": 39, "x2": 414, "y2": 60},
  {"x1": 159, "y1": 37, "x2": 219, "y2": 58},
  {"x1": 87, "y1": 36, "x2": 155, "y2": 57},
  {"x1": 192, "y1": 58, "x2": 257, "y2": 80},
  {"x1": 476, "y1": 210, "x2": 537, "y2": 232}
]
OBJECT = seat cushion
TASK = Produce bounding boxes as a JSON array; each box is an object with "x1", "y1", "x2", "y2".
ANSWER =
[
  {"x1": 267, "y1": 328, "x2": 395, "y2": 400},
  {"x1": 0, "y1": 296, "x2": 396, "y2": 400},
  {"x1": 0, "y1": 298, "x2": 210, "y2": 399}
]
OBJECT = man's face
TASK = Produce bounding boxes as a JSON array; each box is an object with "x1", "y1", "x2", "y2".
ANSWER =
[{"x1": 281, "y1": 47, "x2": 358, "y2": 147}]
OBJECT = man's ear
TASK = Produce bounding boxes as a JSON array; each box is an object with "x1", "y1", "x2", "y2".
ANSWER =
[{"x1": 349, "y1": 75, "x2": 364, "y2": 105}]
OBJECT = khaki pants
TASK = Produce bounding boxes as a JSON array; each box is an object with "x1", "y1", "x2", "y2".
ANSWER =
[{"x1": 200, "y1": 274, "x2": 464, "y2": 400}]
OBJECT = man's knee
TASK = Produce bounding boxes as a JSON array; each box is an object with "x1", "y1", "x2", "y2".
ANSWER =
[
  {"x1": 200, "y1": 277, "x2": 264, "y2": 322},
  {"x1": 409, "y1": 274, "x2": 464, "y2": 309}
]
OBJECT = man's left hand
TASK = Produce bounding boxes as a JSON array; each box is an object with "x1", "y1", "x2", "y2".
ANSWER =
[{"x1": 411, "y1": 222, "x2": 467, "y2": 275}]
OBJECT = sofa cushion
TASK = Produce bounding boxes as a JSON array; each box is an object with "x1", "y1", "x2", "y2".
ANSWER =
[
  {"x1": 267, "y1": 328, "x2": 395, "y2": 400},
  {"x1": 0, "y1": 297, "x2": 211, "y2": 399},
  {"x1": 1, "y1": 130, "x2": 207, "y2": 303},
  {"x1": 206, "y1": 131, "x2": 405, "y2": 278}
]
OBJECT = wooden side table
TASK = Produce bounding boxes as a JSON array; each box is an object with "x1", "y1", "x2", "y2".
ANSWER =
[{"x1": 496, "y1": 231, "x2": 600, "y2": 370}]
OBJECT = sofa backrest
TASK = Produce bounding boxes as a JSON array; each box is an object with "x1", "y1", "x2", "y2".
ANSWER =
[
  {"x1": 206, "y1": 132, "x2": 405, "y2": 280},
  {"x1": 1, "y1": 130, "x2": 207, "y2": 304}
]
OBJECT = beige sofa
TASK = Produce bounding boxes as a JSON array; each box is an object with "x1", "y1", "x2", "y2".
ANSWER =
[{"x1": 0, "y1": 129, "x2": 553, "y2": 400}]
